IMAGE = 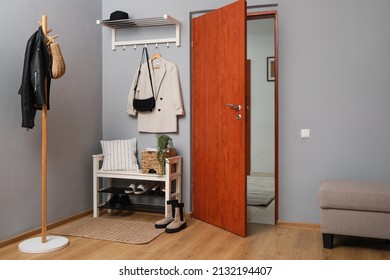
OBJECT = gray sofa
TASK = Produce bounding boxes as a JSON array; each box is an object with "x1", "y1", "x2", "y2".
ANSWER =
[{"x1": 319, "y1": 180, "x2": 390, "y2": 249}]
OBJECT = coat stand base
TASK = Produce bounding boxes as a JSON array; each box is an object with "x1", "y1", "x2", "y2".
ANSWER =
[{"x1": 18, "y1": 236, "x2": 69, "y2": 254}]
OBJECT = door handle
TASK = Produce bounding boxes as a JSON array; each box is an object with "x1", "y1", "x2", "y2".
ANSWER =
[{"x1": 225, "y1": 104, "x2": 241, "y2": 111}]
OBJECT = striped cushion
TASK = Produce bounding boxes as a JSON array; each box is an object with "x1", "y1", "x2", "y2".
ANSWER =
[{"x1": 100, "y1": 139, "x2": 139, "y2": 171}]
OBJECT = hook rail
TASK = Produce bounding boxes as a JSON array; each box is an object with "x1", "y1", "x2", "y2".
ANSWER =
[{"x1": 97, "y1": 14, "x2": 181, "y2": 50}]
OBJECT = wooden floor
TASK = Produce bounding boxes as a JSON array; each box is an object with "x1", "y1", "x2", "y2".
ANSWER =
[{"x1": 0, "y1": 211, "x2": 389, "y2": 260}]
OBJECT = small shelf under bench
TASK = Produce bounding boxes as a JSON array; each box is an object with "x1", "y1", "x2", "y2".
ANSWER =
[
  {"x1": 98, "y1": 186, "x2": 166, "y2": 213},
  {"x1": 93, "y1": 154, "x2": 182, "y2": 218}
]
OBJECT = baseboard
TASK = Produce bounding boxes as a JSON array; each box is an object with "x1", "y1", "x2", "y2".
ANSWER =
[
  {"x1": 250, "y1": 172, "x2": 275, "y2": 177},
  {"x1": 277, "y1": 220, "x2": 320, "y2": 231},
  {"x1": 0, "y1": 210, "x2": 92, "y2": 248}
]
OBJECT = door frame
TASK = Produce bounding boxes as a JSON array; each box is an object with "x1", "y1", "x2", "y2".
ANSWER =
[{"x1": 189, "y1": 6, "x2": 279, "y2": 226}]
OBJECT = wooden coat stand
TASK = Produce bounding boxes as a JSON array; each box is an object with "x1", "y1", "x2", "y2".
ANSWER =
[{"x1": 18, "y1": 15, "x2": 69, "y2": 253}]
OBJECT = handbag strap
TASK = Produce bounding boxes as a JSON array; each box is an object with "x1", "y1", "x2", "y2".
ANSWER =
[{"x1": 134, "y1": 47, "x2": 155, "y2": 99}]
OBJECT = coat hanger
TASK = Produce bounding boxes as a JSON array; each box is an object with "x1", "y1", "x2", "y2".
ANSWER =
[
  {"x1": 152, "y1": 43, "x2": 162, "y2": 60},
  {"x1": 152, "y1": 44, "x2": 162, "y2": 69},
  {"x1": 152, "y1": 52, "x2": 162, "y2": 60}
]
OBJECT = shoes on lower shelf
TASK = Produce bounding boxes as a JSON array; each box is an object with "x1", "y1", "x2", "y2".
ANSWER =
[
  {"x1": 118, "y1": 194, "x2": 131, "y2": 208},
  {"x1": 134, "y1": 184, "x2": 148, "y2": 195},
  {"x1": 106, "y1": 194, "x2": 131, "y2": 209},
  {"x1": 124, "y1": 183, "x2": 136, "y2": 194},
  {"x1": 147, "y1": 182, "x2": 160, "y2": 195},
  {"x1": 107, "y1": 194, "x2": 120, "y2": 208}
]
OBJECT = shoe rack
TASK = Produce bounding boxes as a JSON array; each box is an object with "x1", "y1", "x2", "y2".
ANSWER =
[{"x1": 92, "y1": 155, "x2": 182, "y2": 218}]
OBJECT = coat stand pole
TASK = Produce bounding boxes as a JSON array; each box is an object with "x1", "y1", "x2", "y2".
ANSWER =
[{"x1": 18, "y1": 15, "x2": 69, "y2": 253}]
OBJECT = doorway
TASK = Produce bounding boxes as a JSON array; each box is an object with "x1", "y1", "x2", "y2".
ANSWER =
[{"x1": 246, "y1": 13, "x2": 278, "y2": 225}]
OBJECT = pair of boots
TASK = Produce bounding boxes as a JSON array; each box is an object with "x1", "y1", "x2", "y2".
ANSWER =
[
  {"x1": 155, "y1": 200, "x2": 186, "y2": 233},
  {"x1": 107, "y1": 194, "x2": 131, "y2": 208}
]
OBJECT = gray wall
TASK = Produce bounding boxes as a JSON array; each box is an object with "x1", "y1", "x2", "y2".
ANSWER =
[
  {"x1": 102, "y1": 0, "x2": 390, "y2": 224},
  {"x1": 100, "y1": 0, "x2": 273, "y2": 221},
  {"x1": 2, "y1": 0, "x2": 390, "y2": 241},
  {"x1": 278, "y1": 0, "x2": 390, "y2": 222},
  {"x1": 0, "y1": 0, "x2": 102, "y2": 240}
]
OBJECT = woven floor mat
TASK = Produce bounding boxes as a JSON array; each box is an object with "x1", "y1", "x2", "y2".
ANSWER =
[{"x1": 49, "y1": 216, "x2": 164, "y2": 245}]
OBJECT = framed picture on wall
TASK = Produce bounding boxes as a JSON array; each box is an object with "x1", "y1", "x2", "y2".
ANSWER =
[{"x1": 267, "y1": 57, "x2": 275, "y2": 81}]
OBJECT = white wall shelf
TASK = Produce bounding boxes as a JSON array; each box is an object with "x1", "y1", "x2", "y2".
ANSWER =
[{"x1": 97, "y1": 14, "x2": 181, "y2": 50}]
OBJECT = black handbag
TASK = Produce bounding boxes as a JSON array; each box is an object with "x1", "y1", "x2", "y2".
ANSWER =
[{"x1": 133, "y1": 47, "x2": 155, "y2": 112}]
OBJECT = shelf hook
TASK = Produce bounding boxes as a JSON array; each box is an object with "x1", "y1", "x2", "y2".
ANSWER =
[
  {"x1": 133, "y1": 45, "x2": 137, "y2": 50},
  {"x1": 123, "y1": 45, "x2": 126, "y2": 51},
  {"x1": 166, "y1": 42, "x2": 170, "y2": 48}
]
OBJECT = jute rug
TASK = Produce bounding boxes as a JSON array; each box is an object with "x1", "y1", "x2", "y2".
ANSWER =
[
  {"x1": 49, "y1": 216, "x2": 165, "y2": 245},
  {"x1": 247, "y1": 175, "x2": 275, "y2": 206}
]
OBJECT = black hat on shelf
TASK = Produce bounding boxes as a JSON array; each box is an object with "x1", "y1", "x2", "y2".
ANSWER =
[{"x1": 108, "y1": 10, "x2": 129, "y2": 21}]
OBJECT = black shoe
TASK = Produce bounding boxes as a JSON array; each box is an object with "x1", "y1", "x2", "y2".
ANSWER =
[
  {"x1": 155, "y1": 183, "x2": 166, "y2": 196},
  {"x1": 107, "y1": 194, "x2": 120, "y2": 208},
  {"x1": 118, "y1": 195, "x2": 131, "y2": 208},
  {"x1": 147, "y1": 182, "x2": 160, "y2": 195}
]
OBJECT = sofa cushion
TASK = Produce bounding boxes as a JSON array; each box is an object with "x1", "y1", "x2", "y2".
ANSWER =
[{"x1": 319, "y1": 180, "x2": 390, "y2": 213}]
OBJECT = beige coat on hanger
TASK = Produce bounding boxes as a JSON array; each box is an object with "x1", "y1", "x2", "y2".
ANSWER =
[{"x1": 127, "y1": 56, "x2": 184, "y2": 133}]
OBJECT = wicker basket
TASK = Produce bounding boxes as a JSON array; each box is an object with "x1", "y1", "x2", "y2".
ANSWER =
[
  {"x1": 141, "y1": 149, "x2": 177, "y2": 175},
  {"x1": 47, "y1": 37, "x2": 66, "y2": 79}
]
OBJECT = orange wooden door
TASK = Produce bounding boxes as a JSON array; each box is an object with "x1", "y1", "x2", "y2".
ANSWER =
[{"x1": 192, "y1": 0, "x2": 247, "y2": 237}]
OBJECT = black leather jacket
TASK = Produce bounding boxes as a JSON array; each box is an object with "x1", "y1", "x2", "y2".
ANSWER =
[{"x1": 18, "y1": 26, "x2": 51, "y2": 129}]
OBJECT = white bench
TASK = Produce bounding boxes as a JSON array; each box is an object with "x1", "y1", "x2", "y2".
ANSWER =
[{"x1": 93, "y1": 154, "x2": 182, "y2": 218}]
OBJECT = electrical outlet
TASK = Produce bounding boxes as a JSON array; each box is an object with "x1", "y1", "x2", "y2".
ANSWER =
[{"x1": 301, "y1": 129, "x2": 311, "y2": 139}]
